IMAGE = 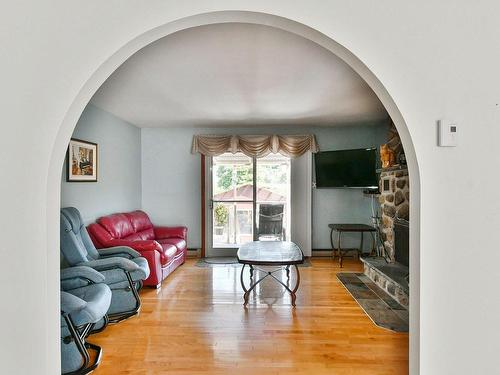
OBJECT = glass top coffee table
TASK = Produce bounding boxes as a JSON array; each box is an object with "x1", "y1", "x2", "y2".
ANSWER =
[{"x1": 237, "y1": 241, "x2": 304, "y2": 307}]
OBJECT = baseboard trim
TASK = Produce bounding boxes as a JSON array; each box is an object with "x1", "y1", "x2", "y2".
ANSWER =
[
  {"x1": 312, "y1": 248, "x2": 369, "y2": 258},
  {"x1": 189, "y1": 248, "x2": 356, "y2": 258},
  {"x1": 188, "y1": 249, "x2": 349, "y2": 259},
  {"x1": 312, "y1": 249, "x2": 333, "y2": 257},
  {"x1": 187, "y1": 248, "x2": 201, "y2": 258}
]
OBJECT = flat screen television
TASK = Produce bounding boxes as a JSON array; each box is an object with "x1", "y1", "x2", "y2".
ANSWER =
[{"x1": 314, "y1": 148, "x2": 378, "y2": 188}]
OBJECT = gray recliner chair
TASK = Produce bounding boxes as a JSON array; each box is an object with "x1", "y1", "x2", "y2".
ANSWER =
[
  {"x1": 60, "y1": 207, "x2": 150, "y2": 322},
  {"x1": 61, "y1": 266, "x2": 111, "y2": 374}
]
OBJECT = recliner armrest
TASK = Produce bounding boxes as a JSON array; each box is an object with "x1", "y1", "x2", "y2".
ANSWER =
[
  {"x1": 80, "y1": 257, "x2": 140, "y2": 273},
  {"x1": 60, "y1": 291, "x2": 86, "y2": 315},
  {"x1": 60, "y1": 266, "x2": 105, "y2": 291},
  {"x1": 97, "y1": 246, "x2": 141, "y2": 259},
  {"x1": 154, "y1": 226, "x2": 187, "y2": 240}
]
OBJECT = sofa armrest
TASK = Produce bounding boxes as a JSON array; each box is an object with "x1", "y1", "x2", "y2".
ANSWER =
[
  {"x1": 154, "y1": 226, "x2": 187, "y2": 240},
  {"x1": 135, "y1": 248, "x2": 163, "y2": 286},
  {"x1": 80, "y1": 257, "x2": 140, "y2": 273},
  {"x1": 97, "y1": 246, "x2": 141, "y2": 259}
]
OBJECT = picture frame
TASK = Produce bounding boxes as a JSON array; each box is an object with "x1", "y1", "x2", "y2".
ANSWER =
[{"x1": 67, "y1": 138, "x2": 98, "y2": 182}]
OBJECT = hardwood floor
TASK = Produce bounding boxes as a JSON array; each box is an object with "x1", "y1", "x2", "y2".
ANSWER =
[{"x1": 90, "y1": 258, "x2": 408, "y2": 375}]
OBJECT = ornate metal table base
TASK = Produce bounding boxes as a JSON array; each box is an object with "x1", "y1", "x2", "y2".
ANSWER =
[
  {"x1": 240, "y1": 264, "x2": 300, "y2": 307},
  {"x1": 237, "y1": 241, "x2": 304, "y2": 307}
]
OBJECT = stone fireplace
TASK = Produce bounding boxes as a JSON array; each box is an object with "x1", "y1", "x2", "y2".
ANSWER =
[
  {"x1": 360, "y1": 123, "x2": 410, "y2": 308},
  {"x1": 378, "y1": 167, "x2": 409, "y2": 262},
  {"x1": 360, "y1": 165, "x2": 410, "y2": 307}
]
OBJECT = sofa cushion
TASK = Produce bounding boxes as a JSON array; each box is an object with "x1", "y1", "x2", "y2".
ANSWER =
[
  {"x1": 87, "y1": 223, "x2": 109, "y2": 248},
  {"x1": 136, "y1": 228, "x2": 155, "y2": 241},
  {"x1": 124, "y1": 210, "x2": 153, "y2": 232},
  {"x1": 158, "y1": 238, "x2": 187, "y2": 254},
  {"x1": 122, "y1": 233, "x2": 142, "y2": 242},
  {"x1": 98, "y1": 213, "x2": 134, "y2": 239}
]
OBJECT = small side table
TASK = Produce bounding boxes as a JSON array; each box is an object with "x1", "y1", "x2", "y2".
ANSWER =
[{"x1": 328, "y1": 224, "x2": 377, "y2": 268}]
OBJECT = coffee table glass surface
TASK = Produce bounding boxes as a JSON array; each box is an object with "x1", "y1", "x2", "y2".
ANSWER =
[{"x1": 237, "y1": 241, "x2": 304, "y2": 265}]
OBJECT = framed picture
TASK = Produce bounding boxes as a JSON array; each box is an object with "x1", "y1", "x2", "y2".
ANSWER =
[{"x1": 67, "y1": 138, "x2": 98, "y2": 182}]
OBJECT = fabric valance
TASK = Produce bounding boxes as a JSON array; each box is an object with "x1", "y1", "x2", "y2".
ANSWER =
[{"x1": 191, "y1": 134, "x2": 319, "y2": 158}]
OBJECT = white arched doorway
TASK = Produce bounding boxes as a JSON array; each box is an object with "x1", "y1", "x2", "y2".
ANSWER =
[{"x1": 47, "y1": 10, "x2": 421, "y2": 374}]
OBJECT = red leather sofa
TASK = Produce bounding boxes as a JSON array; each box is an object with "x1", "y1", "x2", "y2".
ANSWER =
[{"x1": 87, "y1": 210, "x2": 187, "y2": 288}]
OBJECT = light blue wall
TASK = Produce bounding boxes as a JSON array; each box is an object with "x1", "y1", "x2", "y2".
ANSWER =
[
  {"x1": 141, "y1": 128, "x2": 202, "y2": 249},
  {"x1": 61, "y1": 104, "x2": 142, "y2": 224},
  {"x1": 141, "y1": 122, "x2": 387, "y2": 249},
  {"x1": 311, "y1": 125, "x2": 387, "y2": 250}
]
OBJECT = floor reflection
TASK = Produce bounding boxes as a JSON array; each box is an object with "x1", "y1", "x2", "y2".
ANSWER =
[{"x1": 91, "y1": 258, "x2": 409, "y2": 375}]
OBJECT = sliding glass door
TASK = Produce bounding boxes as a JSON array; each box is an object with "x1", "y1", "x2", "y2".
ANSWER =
[
  {"x1": 255, "y1": 153, "x2": 291, "y2": 242},
  {"x1": 211, "y1": 153, "x2": 254, "y2": 249},
  {"x1": 207, "y1": 152, "x2": 291, "y2": 257}
]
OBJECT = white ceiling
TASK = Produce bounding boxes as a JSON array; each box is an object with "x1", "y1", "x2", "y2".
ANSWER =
[{"x1": 91, "y1": 23, "x2": 388, "y2": 128}]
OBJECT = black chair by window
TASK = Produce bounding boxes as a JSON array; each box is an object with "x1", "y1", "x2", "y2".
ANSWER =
[{"x1": 257, "y1": 204, "x2": 285, "y2": 241}]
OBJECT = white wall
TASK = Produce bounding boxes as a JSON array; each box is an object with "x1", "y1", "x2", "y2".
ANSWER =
[
  {"x1": 141, "y1": 124, "x2": 386, "y2": 249},
  {"x1": 1, "y1": 4, "x2": 500, "y2": 375},
  {"x1": 290, "y1": 151, "x2": 312, "y2": 256},
  {"x1": 61, "y1": 104, "x2": 142, "y2": 223}
]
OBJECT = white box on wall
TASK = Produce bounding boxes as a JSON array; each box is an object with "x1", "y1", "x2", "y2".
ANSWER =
[{"x1": 438, "y1": 119, "x2": 458, "y2": 147}]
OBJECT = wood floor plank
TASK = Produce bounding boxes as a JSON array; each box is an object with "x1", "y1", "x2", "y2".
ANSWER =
[{"x1": 90, "y1": 258, "x2": 408, "y2": 374}]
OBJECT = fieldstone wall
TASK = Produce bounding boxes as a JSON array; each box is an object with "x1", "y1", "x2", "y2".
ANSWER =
[
  {"x1": 363, "y1": 261, "x2": 409, "y2": 307},
  {"x1": 378, "y1": 168, "x2": 409, "y2": 262}
]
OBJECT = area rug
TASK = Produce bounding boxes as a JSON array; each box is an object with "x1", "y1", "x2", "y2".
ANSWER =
[
  {"x1": 195, "y1": 257, "x2": 240, "y2": 267},
  {"x1": 337, "y1": 272, "x2": 409, "y2": 332},
  {"x1": 195, "y1": 257, "x2": 311, "y2": 268}
]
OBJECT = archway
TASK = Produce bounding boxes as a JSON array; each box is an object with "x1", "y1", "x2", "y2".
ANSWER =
[{"x1": 47, "y1": 10, "x2": 420, "y2": 374}]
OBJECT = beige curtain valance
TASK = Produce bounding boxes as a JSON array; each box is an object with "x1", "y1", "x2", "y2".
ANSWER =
[{"x1": 191, "y1": 134, "x2": 319, "y2": 158}]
